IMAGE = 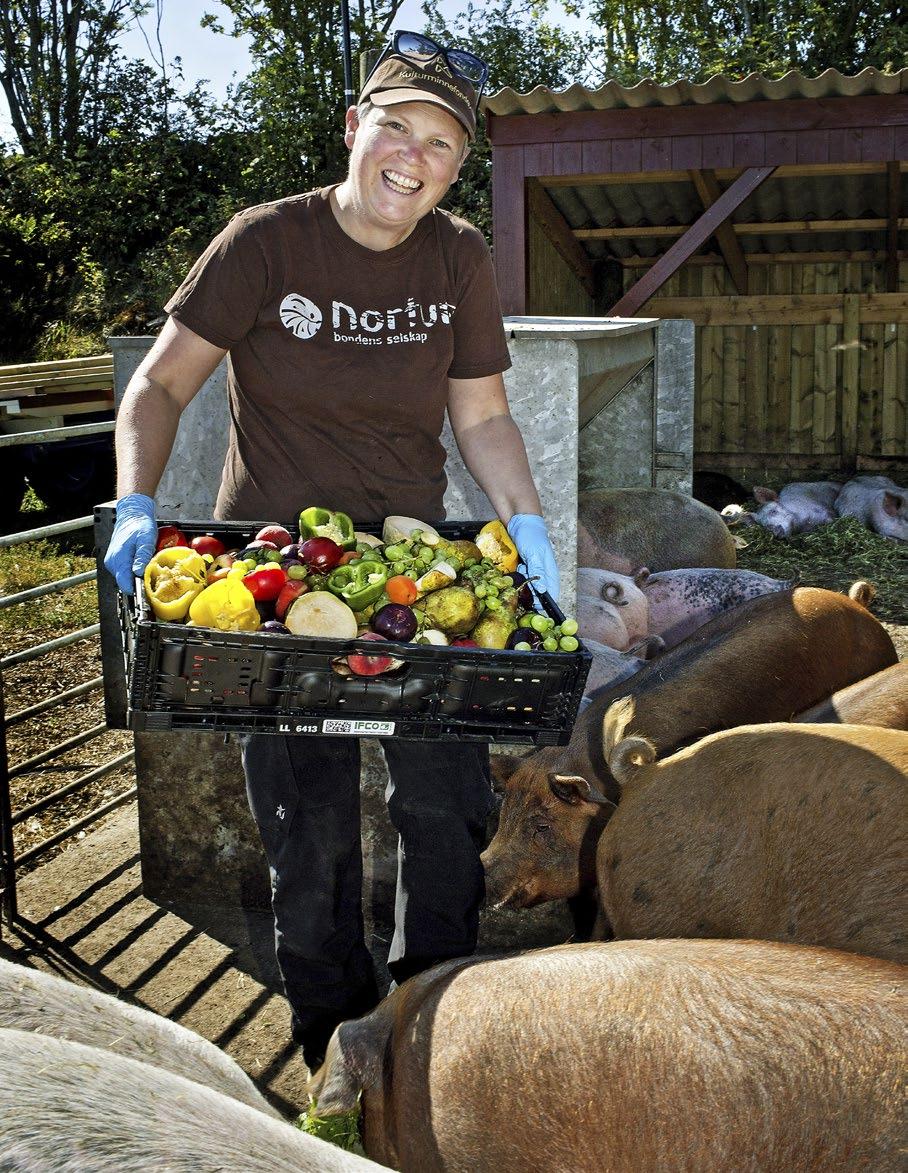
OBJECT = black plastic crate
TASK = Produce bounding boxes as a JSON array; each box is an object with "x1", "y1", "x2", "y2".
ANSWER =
[{"x1": 112, "y1": 518, "x2": 591, "y2": 744}]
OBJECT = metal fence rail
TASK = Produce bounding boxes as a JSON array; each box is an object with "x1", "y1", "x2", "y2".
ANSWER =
[{"x1": 0, "y1": 514, "x2": 135, "y2": 933}]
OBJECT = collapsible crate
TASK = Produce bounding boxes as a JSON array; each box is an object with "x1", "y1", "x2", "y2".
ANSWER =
[{"x1": 107, "y1": 518, "x2": 590, "y2": 744}]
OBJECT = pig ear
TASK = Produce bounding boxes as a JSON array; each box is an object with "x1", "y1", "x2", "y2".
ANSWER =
[
  {"x1": 633, "y1": 567, "x2": 650, "y2": 587},
  {"x1": 752, "y1": 485, "x2": 777, "y2": 504},
  {"x1": 548, "y1": 773, "x2": 614, "y2": 808},
  {"x1": 882, "y1": 491, "x2": 904, "y2": 517},
  {"x1": 490, "y1": 754, "x2": 524, "y2": 791}
]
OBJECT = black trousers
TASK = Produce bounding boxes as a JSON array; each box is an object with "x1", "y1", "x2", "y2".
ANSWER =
[{"x1": 241, "y1": 734, "x2": 493, "y2": 1057}]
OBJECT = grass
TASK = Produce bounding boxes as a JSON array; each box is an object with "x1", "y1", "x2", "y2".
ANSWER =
[
  {"x1": 296, "y1": 1104, "x2": 365, "y2": 1155},
  {"x1": 735, "y1": 517, "x2": 908, "y2": 624},
  {"x1": 0, "y1": 539, "x2": 99, "y2": 637}
]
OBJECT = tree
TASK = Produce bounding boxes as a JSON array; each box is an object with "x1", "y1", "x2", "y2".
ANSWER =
[
  {"x1": 572, "y1": 0, "x2": 907, "y2": 82},
  {"x1": 420, "y1": 0, "x2": 598, "y2": 235},
  {"x1": 0, "y1": 0, "x2": 148, "y2": 156},
  {"x1": 203, "y1": 0, "x2": 407, "y2": 204}
]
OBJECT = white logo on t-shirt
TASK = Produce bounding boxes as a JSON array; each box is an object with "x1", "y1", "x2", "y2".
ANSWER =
[{"x1": 280, "y1": 294, "x2": 322, "y2": 339}]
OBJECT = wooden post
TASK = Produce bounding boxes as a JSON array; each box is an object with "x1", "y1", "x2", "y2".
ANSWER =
[{"x1": 841, "y1": 293, "x2": 861, "y2": 472}]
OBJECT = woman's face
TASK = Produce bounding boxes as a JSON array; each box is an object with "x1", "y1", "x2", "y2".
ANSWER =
[{"x1": 340, "y1": 100, "x2": 468, "y2": 245}]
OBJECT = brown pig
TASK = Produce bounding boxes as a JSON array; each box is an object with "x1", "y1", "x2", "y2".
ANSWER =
[
  {"x1": 482, "y1": 585, "x2": 897, "y2": 910},
  {"x1": 596, "y1": 700, "x2": 907, "y2": 961},
  {"x1": 794, "y1": 661, "x2": 908, "y2": 731},
  {"x1": 310, "y1": 939, "x2": 907, "y2": 1173}
]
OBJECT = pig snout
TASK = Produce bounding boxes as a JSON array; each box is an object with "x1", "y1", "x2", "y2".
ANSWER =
[{"x1": 481, "y1": 843, "x2": 545, "y2": 910}]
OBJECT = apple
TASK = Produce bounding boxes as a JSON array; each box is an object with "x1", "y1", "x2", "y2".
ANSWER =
[
  {"x1": 190, "y1": 534, "x2": 227, "y2": 558},
  {"x1": 347, "y1": 632, "x2": 402, "y2": 677},
  {"x1": 206, "y1": 566, "x2": 233, "y2": 584},
  {"x1": 275, "y1": 579, "x2": 309, "y2": 621},
  {"x1": 256, "y1": 524, "x2": 293, "y2": 548},
  {"x1": 451, "y1": 638, "x2": 480, "y2": 647}
]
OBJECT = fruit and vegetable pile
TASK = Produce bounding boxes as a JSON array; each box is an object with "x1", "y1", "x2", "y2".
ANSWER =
[{"x1": 141, "y1": 508, "x2": 582, "y2": 678}]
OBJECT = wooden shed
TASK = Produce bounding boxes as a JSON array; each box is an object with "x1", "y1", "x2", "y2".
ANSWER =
[{"x1": 484, "y1": 68, "x2": 908, "y2": 483}]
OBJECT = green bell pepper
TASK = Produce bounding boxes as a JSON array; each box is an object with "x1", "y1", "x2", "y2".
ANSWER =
[
  {"x1": 299, "y1": 506, "x2": 356, "y2": 550},
  {"x1": 326, "y1": 561, "x2": 389, "y2": 610}
]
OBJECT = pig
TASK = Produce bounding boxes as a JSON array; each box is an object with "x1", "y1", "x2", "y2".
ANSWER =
[
  {"x1": 577, "y1": 487, "x2": 736, "y2": 573},
  {"x1": 595, "y1": 699, "x2": 907, "y2": 961},
  {"x1": 0, "y1": 957, "x2": 279, "y2": 1116},
  {"x1": 0, "y1": 1028, "x2": 379, "y2": 1172},
  {"x1": 742, "y1": 480, "x2": 842, "y2": 538},
  {"x1": 576, "y1": 566, "x2": 649, "y2": 650},
  {"x1": 794, "y1": 662, "x2": 908, "y2": 731},
  {"x1": 310, "y1": 939, "x2": 907, "y2": 1173},
  {"x1": 835, "y1": 474, "x2": 908, "y2": 541},
  {"x1": 637, "y1": 566, "x2": 796, "y2": 648},
  {"x1": 482, "y1": 585, "x2": 897, "y2": 911}
]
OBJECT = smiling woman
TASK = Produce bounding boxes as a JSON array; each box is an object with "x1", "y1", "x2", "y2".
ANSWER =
[
  {"x1": 102, "y1": 30, "x2": 562, "y2": 1075},
  {"x1": 332, "y1": 101, "x2": 469, "y2": 250}
]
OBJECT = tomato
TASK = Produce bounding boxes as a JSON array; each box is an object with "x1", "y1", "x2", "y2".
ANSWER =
[
  {"x1": 386, "y1": 575, "x2": 418, "y2": 605},
  {"x1": 155, "y1": 525, "x2": 188, "y2": 550},
  {"x1": 243, "y1": 565, "x2": 288, "y2": 602},
  {"x1": 190, "y1": 534, "x2": 227, "y2": 558}
]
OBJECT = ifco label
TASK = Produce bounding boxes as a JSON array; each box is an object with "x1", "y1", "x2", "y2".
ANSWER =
[{"x1": 321, "y1": 719, "x2": 396, "y2": 737}]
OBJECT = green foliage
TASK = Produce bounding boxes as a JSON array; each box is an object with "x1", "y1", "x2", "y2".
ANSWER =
[
  {"x1": 422, "y1": 0, "x2": 597, "y2": 235},
  {"x1": 204, "y1": 0, "x2": 406, "y2": 203},
  {"x1": 574, "y1": 0, "x2": 907, "y2": 82}
]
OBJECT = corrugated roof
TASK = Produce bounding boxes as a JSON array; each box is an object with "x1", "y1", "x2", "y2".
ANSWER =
[{"x1": 484, "y1": 67, "x2": 908, "y2": 117}]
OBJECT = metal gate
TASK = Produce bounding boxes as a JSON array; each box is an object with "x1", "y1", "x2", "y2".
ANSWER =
[{"x1": 0, "y1": 513, "x2": 136, "y2": 936}]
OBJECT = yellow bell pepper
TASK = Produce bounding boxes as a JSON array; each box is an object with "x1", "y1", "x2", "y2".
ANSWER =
[
  {"x1": 143, "y1": 546, "x2": 208, "y2": 621},
  {"x1": 188, "y1": 577, "x2": 261, "y2": 632},
  {"x1": 474, "y1": 520, "x2": 519, "y2": 573}
]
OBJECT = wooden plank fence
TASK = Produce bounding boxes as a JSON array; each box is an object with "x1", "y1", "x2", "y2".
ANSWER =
[{"x1": 627, "y1": 262, "x2": 908, "y2": 477}]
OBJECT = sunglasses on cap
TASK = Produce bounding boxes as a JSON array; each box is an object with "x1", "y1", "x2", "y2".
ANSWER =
[{"x1": 367, "y1": 30, "x2": 490, "y2": 103}]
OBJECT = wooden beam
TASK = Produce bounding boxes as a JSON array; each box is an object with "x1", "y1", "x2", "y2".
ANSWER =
[
  {"x1": 886, "y1": 161, "x2": 901, "y2": 293},
  {"x1": 542, "y1": 162, "x2": 899, "y2": 188},
  {"x1": 577, "y1": 217, "x2": 904, "y2": 241},
  {"x1": 696, "y1": 452, "x2": 908, "y2": 475},
  {"x1": 621, "y1": 250, "x2": 907, "y2": 267},
  {"x1": 525, "y1": 178, "x2": 597, "y2": 296},
  {"x1": 608, "y1": 166, "x2": 775, "y2": 317},
  {"x1": 488, "y1": 95, "x2": 908, "y2": 148},
  {"x1": 689, "y1": 169, "x2": 749, "y2": 293},
  {"x1": 641, "y1": 291, "x2": 908, "y2": 325}
]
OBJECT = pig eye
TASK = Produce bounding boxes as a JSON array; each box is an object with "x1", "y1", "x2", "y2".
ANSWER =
[{"x1": 532, "y1": 822, "x2": 553, "y2": 845}]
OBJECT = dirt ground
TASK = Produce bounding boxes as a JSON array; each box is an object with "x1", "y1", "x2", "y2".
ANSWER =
[{"x1": 1, "y1": 522, "x2": 905, "y2": 1122}]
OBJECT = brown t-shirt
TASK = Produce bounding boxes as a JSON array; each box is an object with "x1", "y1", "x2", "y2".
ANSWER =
[{"x1": 165, "y1": 187, "x2": 511, "y2": 525}]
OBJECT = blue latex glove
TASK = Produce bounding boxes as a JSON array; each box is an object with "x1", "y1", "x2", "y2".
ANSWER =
[
  {"x1": 104, "y1": 493, "x2": 158, "y2": 595},
  {"x1": 507, "y1": 514, "x2": 560, "y2": 605}
]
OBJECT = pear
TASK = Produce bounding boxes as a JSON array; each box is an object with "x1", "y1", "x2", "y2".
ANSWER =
[
  {"x1": 422, "y1": 586, "x2": 481, "y2": 636},
  {"x1": 471, "y1": 613, "x2": 518, "y2": 649}
]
